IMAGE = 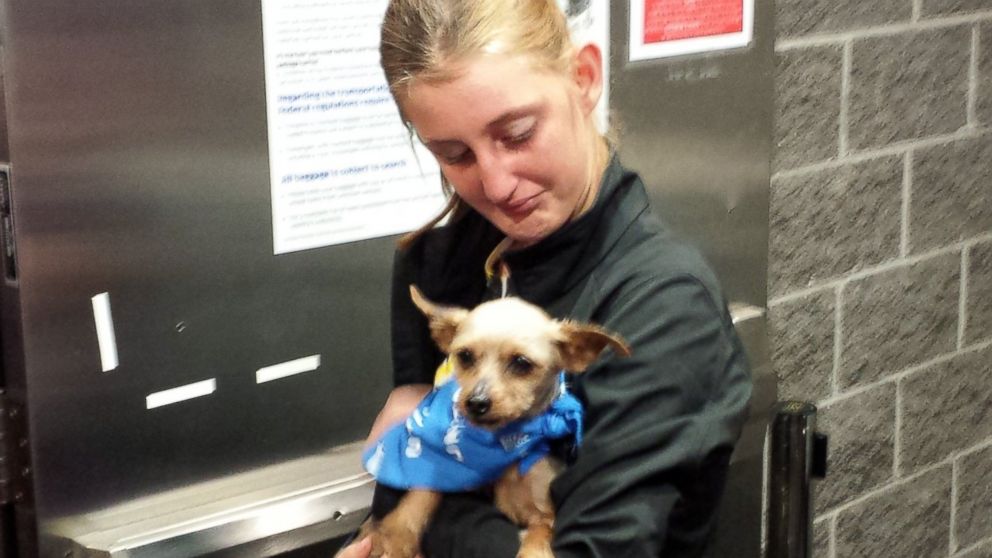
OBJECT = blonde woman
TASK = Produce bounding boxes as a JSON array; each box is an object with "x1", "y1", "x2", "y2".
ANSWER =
[{"x1": 340, "y1": 1, "x2": 752, "y2": 557}]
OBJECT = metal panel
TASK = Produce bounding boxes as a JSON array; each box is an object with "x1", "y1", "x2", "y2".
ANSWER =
[
  {"x1": 0, "y1": 1, "x2": 392, "y2": 552},
  {"x1": 608, "y1": 1, "x2": 776, "y2": 557},
  {"x1": 610, "y1": 1, "x2": 773, "y2": 307}
]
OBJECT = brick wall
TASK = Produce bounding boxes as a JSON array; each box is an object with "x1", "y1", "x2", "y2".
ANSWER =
[{"x1": 770, "y1": 1, "x2": 992, "y2": 557}]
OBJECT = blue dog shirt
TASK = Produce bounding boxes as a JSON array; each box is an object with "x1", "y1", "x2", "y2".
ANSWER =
[{"x1": 363, "y1": 373, "x2": 583, "y2": 492}]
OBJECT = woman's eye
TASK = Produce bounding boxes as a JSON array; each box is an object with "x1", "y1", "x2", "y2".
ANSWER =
[
  {"x1": 442, "y1": 149, "x2": 475, "y2": 165},
  {"x1": 502, "y1": 126, "x2": 536, "y2": 147},
  {"x1": 508, "y1": 354, "x2": 534, "y2": 375},
  {"x1": 502, "y1": 117, "x2": 538, "y2": 147},
  {"x1": 455, "y1": 349, "x2": 475, "y2": 368},
  {"x1": 503, "y1": 129, "x2": 534, "y2": 147}
]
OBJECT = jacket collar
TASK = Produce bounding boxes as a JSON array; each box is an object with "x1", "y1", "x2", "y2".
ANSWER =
[{"x1": 497, "y1": 154, "x2": 650, "y2": 307}]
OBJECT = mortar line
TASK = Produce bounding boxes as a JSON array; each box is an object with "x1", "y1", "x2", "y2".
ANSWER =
[
  {"x1": 772, "y1": 126, "x2": 991, "y2": 178},
  {"x1": 912, "y1": 0, "x2": 923, "y2": 22},
  {"x1": 954, "y1": 537, "x2": 992, "y2": 557},
  {"x1": 768, "y1": 232, "x2": 992, "y2": 305},
  {"x1": 815, "y1": 338, "x2": 992, "y2": 408},
  {"x1": 776, "y1": 11, "x2": 992, "y2": 49},
  {"x1": 821, "y1": 434, "x2": 992, "y2": 518}
]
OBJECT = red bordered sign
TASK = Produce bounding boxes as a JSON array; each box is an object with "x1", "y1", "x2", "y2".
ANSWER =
[{"x1": 629, "y1": 0, "x2": 753, "y2": 61}]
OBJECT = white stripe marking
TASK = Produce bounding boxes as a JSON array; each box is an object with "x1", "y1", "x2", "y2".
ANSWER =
[
  {"x1": 146, "y1": 379, "x2": 217, "y2": 409},
  {"x1": 255, "y1": 355, "x2": 321, "y2": 384},
  {"x1": 91, "y1": 292, "x2": 119, "y2": 372}
]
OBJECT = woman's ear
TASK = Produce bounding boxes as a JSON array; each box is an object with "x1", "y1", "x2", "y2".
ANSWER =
[{"x1": 572, "y1": 42, "x2": 604, "y2": 117}]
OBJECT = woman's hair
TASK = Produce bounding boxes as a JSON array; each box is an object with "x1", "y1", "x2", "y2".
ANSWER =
[
  {"x1": 380, "y1": 0, "x2": 589, "y2": 248},
  {"x1": 380, "y1": 0, "x2": 573, "y2": 101}
]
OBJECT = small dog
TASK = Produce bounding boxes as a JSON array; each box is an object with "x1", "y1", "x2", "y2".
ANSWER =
[{"x1": 360, "y1": 286, "x2": 629, "y2": 558}]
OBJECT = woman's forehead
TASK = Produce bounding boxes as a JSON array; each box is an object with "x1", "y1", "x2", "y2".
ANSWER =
[{"x1": 400, "y1": 55, "x2": 569, "y2": 138}]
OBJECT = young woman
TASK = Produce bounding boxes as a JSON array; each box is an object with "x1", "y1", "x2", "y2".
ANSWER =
[{"x1": 340, "y1": 1, "x2": 752, "y2": 557}]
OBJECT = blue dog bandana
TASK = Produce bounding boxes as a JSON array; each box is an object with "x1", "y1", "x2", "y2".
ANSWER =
[{"x1": 363, "y1": 373, "x2": 583, "y2": 492}]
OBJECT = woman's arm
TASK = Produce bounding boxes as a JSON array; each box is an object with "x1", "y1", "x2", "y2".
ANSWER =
[
  {"x1": 550, "y1": 276, "x2": 751, "y2": 557},
  {"x1": 335, "y1": 537, "x2": 372, "y2": 558},
  {"x1": 365, "y1": 384, "x2": 432, "y2": 448}
]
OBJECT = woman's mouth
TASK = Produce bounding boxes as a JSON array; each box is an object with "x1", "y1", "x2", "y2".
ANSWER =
[{"x1": 501, "y1": 193, "x2": 541, "y2": 217}]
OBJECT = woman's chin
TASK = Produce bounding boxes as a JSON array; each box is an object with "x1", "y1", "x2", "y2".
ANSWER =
[{"x1": 495, "y1": 217, "x2": 554, "y2": 249}]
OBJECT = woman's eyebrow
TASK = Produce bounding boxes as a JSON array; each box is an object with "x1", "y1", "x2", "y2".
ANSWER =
[
  {"x1": 421, "y1": 138, "x2": 464, "y2": 151},
  {"x1": 486, "y1": 103, "x2": 542, "y2": 131}
]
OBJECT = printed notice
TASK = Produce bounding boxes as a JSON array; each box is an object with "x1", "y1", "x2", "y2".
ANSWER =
[
  {"x1": 261, "y1": 0, "x2": 445, "y2": 254},
  {"x1": 629, "y1": 0, "x2": 753, "y2": 61}
]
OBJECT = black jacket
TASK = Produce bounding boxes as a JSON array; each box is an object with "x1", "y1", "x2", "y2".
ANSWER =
[{"x1": 389, "y1": 156, "x2": 752, "y2": 558}]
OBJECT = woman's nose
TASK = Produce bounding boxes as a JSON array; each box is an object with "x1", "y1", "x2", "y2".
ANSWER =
[{"x1": 476, "y1": 152, "x2": 517, "y2": 204}]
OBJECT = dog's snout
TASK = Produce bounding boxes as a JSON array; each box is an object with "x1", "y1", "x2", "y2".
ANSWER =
[{"x1": 466, "y1": 394, "x2": 491, "y2": 417}]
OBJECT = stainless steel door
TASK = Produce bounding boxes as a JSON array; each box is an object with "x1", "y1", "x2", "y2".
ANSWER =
[
  {"x1": 0, "y1": 2, "x2": 393, "y2": 554},
  {"x1": 0, "y1": 0, "x2": 775, "y2": 555},
  {"x1": 609, "y1": 1, "x2": 775, "y2": 557}
]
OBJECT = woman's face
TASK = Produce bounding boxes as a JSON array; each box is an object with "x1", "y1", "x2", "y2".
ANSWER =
[{"x1": 400, "y1": 49, "x2": 603, "y2": 247}]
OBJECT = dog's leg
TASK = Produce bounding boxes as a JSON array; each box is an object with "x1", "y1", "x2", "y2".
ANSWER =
[
  {"x1": 370, "y1": 489, "x2": 441, "y2": 558},
  {"x1": 494, "y1": 458, "x2": 561, "y2": 558}
]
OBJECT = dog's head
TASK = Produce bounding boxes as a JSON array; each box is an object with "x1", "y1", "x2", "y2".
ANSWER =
[{"x1": 410, "y1": 285, "x2": 630, "y2": 429}]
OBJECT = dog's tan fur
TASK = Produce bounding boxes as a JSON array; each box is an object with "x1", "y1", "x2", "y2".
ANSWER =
[{"x1": 362, "y1": 286, "x2": 629, "y2": 558}]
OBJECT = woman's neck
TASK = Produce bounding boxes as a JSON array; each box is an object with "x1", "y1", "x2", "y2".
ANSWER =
[{"x1": 571, "y1": 134, "x2": 610, "y2": 220}]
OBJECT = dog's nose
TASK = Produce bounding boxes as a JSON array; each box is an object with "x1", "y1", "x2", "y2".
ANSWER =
[{"x1": 466, "y1": 394, "x2": 491, "y2": 417}]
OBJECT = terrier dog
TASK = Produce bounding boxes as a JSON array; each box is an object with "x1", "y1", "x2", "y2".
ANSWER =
[{"x1": 360, "y1": 286, "x2": 630, "y2": 558}]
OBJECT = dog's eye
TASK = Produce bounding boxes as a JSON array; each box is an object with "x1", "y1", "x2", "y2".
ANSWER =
[
  {"x1": 508, "y1": 354, "x2": 534, "y2": 375},
  {"x1": 455, "y1": 349, "x2": 475, "y2": 368}
]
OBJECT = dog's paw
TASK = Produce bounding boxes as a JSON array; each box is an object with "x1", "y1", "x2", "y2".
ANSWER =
[{"x1": 516, "y1": 523, "x2": 555, "y2": 558}]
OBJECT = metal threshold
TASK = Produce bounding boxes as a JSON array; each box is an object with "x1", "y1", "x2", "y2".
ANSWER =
[{"x1": 46, "y1": 442, "x2": 373, "y2": 557}]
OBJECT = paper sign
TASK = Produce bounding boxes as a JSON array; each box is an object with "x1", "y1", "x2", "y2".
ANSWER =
[
  {"x1": 629, "y1": 0, "x2": 753, "y2": 61},
  {"x1": 261, "y1": 0, "x2": 445, "y2": 254}
]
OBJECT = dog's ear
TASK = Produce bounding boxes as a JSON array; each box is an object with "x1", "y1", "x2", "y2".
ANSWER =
[
  {"x1": 556, "y1": 321, "x2": 631, "y2": 372},
  {"x1": 410, "y1": 285, "x2": 469, "y2": 353}
]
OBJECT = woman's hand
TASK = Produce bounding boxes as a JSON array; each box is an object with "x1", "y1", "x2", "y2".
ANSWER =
[
  {"x1": 335, "y1": 537, "x2": 372, "y2": 558},
  {"x1": 365, "y1": 384, "x2": 432, "y2": 447},
  {"x1": 334, "y1": 536, "x2": 425, "y2": 558}
]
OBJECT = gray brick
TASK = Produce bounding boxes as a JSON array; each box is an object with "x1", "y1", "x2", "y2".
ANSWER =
[
  {"x1": 769, "y1": 290, "x2": 835, "y2": 401},
  {"x1": 777, "y1": 0, "x2": 911, "y2": 38},
  {"x1": 770, "y1": 157, "x2": 903, "y2": 296},
  {"x1": 814, "y1": 518, "x2": 831, "y2": 558},
  {"x1": 815, "y1": 384, "x2": 896, "y2": 513},
  {"x1": 911, "y1": 133, "x2": 992, "y2": 252},
  {"x1": 849, "y1": 27, "x2": 971, "y2": 151},
  {"x1": 839, "y1": 254, "x2": 960, "y2": 389},
  {"x1": 901, "y1": 345, "x2": 992, "y2": 470},
  {"x1": 967, "y1": 240, "x2": 992, "y2": 344},
  {"x1": 835, "y1": 466, "x2": 951, "y2": 558},
  {"x1": 921, "y1": 0, "x2": 992, "y2": 17},
  {"x1": 982, "y1": 23, "x2": 992, "y2": 126},
  {"x1": 774, "y1": 46, "x2": 843, "y2": 171},
  {"x1": 957, "y1": 444, "x2": 992, "y2": 549}
]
